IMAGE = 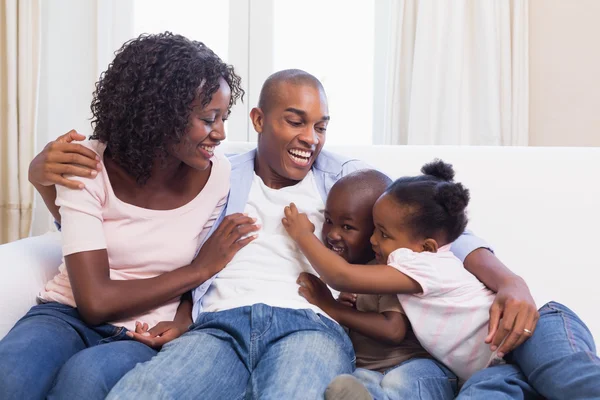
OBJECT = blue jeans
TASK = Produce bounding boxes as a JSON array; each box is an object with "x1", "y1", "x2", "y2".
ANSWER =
[
  {"x1": 352, "y1": 358, "x2": 457, "y2": 400},
  {"x1": 458, "y1": 301, "x2": 600, "y2": 399},
  {"x1": 108, "y1": 304, "x2": 356, "y2": 399},
  {"x1": 0, "y1": 302, "x2": 157, "y2": 400}
]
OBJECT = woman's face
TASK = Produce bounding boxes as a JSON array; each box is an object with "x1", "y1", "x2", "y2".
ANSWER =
[{"x1": 171, "y1": 77, "x2": 231, "y2": 170}]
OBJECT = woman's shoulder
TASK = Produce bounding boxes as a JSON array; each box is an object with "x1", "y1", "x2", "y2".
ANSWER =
[
  {"x1": 57, "y1": 140, "x2": 108, "y2": 202},
  {"x1": 80, "y1": 139, "x2": 107, "y2": 157},
  {"x1": 211, "y1": 150, "x2": 232, "y2": 179}
]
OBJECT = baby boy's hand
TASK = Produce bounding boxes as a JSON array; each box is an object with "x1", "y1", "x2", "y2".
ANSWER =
[
  {"x1": 297, "y1": 272, "x2": 337, "y2": 311},
  {"x1": 282, "y1": 203, "x2": 315, "y2": 241}
]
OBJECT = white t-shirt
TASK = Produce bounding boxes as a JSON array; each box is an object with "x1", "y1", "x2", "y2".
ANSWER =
[
  {"x1": 202, "y1": 171, "x2": 333, "y2": 316},
  {"x1": 389, "y1": 246, "x2": 496, "y2": 381}
]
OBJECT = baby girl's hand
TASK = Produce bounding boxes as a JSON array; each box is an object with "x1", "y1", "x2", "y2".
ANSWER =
[
  {"x1": 282, "y1": 203, "x2": 315, "y2": 241},
  {"x1": 338, "y1": 292, "x2": 358, "y2": 308},
  {"x1": 126, "y1": 320, "x2": 189, "y2": 349}
]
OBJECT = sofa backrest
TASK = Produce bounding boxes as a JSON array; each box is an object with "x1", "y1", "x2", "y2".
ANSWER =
[
  {"x1": 222, "y1": 142, "x2": 600, "y2": 346},
  {"x1": 2, "y1": 142, "x2": 599, "y2": 348}
]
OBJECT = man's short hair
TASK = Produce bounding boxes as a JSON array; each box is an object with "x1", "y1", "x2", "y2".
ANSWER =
[{"x1": 257, "y1": 69, "x2": 325, "y2": 113}]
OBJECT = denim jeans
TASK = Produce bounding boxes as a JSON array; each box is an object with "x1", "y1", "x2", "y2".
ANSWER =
[
  {"x1": 0, "y1": 302, "x2": 157, "y2": 400},
  {"x1": 348, "y1": 358, "x2": 458, "y2": 400},
  {"x1": 108, "y1": 303, "x2": 356, "y2": 399},
  {"x1": 458, "y1": 301, "x2": 600, "y2": 400}
]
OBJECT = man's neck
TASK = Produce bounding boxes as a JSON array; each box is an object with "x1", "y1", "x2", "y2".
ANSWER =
[{"x1": 254, "y1": 157, "x2": 301, "y2": 190}]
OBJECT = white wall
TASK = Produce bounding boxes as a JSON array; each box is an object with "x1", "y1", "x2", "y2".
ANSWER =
[
  {"x1": 31, "y1": 0, "x2": 98, "y2": 235},
  {"x1": 529, "y1": 0, "x2": 600, "y2": 147}
]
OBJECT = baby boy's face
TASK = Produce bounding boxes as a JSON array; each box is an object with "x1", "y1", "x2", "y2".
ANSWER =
[{"x1": 322, "y1": 188, "x2": 375, "y2": 264}]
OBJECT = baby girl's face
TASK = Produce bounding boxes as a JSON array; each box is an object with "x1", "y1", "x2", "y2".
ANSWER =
[{"x1": 370, "y1": 194, "x2": 425, "y2": 263}]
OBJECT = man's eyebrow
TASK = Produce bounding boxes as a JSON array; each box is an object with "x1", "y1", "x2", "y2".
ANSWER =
[
  {"x1": 284, "y1": 107, "x2": 330, "y2": 122},
  {"x1": 284, "y1": 107, "x2": 307, "y2": 117}
]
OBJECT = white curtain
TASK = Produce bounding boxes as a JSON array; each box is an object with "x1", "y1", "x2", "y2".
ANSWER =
[
  {"x1": 381, "y1": 0, "x2": 529, "y2": 145},
  {"x1": 0, "y1": 0, "x2": 41, "y2": 244}
]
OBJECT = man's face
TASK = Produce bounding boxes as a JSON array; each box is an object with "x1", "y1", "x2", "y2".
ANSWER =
[{"x1": 253, "y1": 82, "x2": 329, "y2": 184}]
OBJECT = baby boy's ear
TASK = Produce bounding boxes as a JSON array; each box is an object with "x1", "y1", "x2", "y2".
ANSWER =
[{"x1": 422, "y1": 238, "x2": 439, "y2": 253}]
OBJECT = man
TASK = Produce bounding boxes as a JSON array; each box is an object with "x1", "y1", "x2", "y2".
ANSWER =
[{"x1": 33, "y1": 70, "x2": 548, "y2": 399}]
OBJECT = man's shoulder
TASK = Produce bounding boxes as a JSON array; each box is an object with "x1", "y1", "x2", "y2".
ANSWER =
[
  {"x1": 226, "y1": 148, "x2": 257, "y2": 171},
  {"x1": 315, "y1": 149, "x2": 372, "y2": 176}
]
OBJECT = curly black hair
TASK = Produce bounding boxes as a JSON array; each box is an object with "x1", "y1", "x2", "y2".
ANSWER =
[
  {"x1": 386, "y1": 159, "x2": 470, "y2": 244},
  {"x1": 90, "y1": 32, "x2": 243, "y2": 184}
]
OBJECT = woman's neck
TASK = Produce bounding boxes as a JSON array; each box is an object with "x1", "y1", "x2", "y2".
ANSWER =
[
  {"x1": 105, "y1": 151, "x2": 192, "y2": 190},
  {"x1": 145, "y1": 157, "x2": 191, "y2": 190},
  {"x1": 103, "y1": 151, "x2": 210, "y2": 211}
]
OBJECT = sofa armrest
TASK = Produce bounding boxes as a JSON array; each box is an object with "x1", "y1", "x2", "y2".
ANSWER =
[{"x1": 0, "y1": 232, "x2": 62, "y2": 339}]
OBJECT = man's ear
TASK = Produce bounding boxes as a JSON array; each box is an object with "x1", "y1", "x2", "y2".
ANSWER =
[
  {"x1": 423, "y1": 238, "x2": 439, "y2": 253},
  {"x1": 250, "y1": 107, "x2": 264, "y2": 135}
]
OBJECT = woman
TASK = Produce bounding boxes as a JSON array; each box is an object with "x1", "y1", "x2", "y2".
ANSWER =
[{"x1": 0, "y1": 32, "x2": 257, "y2": 399}]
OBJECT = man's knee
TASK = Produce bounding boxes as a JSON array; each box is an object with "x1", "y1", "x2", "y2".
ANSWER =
[
  {"x1": 289, "y1": 329, "x2": 354, "y2": 367},
  {"x1": 458, "y1": 365, "x2": 532, "y2": 400}
]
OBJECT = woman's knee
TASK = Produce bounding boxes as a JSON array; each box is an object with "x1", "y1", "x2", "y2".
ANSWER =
[
  {"x1": 49, "y1": 341, "x2": 156, "y2": 400},
  {"x1": 0, "y1": 314, "x2": 87, "y2": 398},
  {"x1": 49, "y1": 348, "x2": 114, "y2": 399}
]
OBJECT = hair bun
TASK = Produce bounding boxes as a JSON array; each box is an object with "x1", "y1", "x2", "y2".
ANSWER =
[
  {"x1": 421, "y1": 159, "x2": 455, "y2": 182},
  {"x1": 435, "y1": 182, "x2": 470, "y2": 216}
]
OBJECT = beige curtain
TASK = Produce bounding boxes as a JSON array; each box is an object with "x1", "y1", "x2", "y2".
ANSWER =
[
  {"x1": 0, "y1": 0, "x2": 41, "y2": 244},
  {"x1": 381, "y1": 0, "x2": 529, "y2": 145}
]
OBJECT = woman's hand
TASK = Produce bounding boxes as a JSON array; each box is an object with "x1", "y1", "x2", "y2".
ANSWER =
[
  {"x1": 28, "y1": 130, "x2": 101, "y2": 189},
  {"x1": 297, "y1": 272, "x2": 337, "y2": 312},
  {"x1": 282, "y1": 203, "x2": 315, "y2": 241},
  {"x1": 126, "y1": 320, "x2": 190, "y2": 349},
  {"x1": 192, "y1": 213, "x2": 260, "y2": 277}
]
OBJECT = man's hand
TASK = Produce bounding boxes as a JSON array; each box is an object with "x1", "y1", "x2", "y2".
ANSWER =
[
  {"x1": 297, "y1": 272, "x2": 337, "y2": 312},
  {"x1": 337, "y1": 292, "x2": 358, "y2": 308},
  {"x1": 463, "y1": 248, "x2": 539, "y2": 357},
  {"x1": 126, "y1": 320, "x2": 190, "y2": 350},
  {"x1": 29, "y1": 130, "x2": 101, "y2": 190},
  {"x1": 486, "y1": 277, "x2": 539, "y2": 357},
  {"x1": 282, "y1": 203, "x2": 315, "y2": 241}
]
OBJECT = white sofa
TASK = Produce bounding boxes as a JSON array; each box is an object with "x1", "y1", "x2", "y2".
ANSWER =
[{"x1": 2, "y1": 142, "x2": 599, "y2": 351}]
